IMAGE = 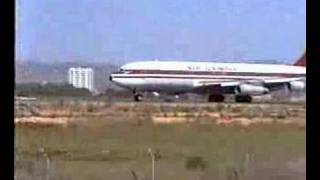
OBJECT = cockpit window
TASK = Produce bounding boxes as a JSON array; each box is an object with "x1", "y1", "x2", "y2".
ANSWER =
[{"x1": 117, "y1": 68, "x2": 131, "y2": 74}]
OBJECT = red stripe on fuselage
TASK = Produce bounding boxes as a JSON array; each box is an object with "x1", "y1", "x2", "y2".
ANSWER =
[
  {"x1": 112, "y1": 70, "x2": 304, "y2": 78},
  {"x1": 111, "y1": 74, "x2": 301, "y2": 81}
]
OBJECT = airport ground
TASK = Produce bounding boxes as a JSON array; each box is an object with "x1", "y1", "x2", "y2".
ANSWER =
[{"x1": 15, "y1": 97, "x2": 305, "y2": 180}]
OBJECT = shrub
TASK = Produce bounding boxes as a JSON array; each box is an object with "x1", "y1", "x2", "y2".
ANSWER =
[{"x1": 185, "y1": 156, "x2": 208, "y2": 171}]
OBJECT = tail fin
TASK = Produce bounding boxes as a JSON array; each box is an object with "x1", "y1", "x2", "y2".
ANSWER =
[{"x1": 294, "y1": 51, "x2": 306, "y2": 67}]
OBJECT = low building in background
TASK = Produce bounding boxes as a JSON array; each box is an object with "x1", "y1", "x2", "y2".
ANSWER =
[{"x1": 68, "y1": 67, "x2": 94, "y2": 92}]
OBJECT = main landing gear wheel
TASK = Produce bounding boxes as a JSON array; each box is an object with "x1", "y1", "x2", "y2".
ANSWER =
[
  {"x1": 134, "y1": 94, "x2": 143, "y2": 102},
  {"x1": 235, "y1": 95, "x2": 252, "y2": 103},
  {"x1": 208, "y1": 95, "x2": 225, "y2": 102}
]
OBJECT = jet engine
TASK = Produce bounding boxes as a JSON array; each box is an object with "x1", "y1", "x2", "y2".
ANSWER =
[
  {"x1": 288, "y1": 81, "x2": 305, "y2": 91},
  {"x1": 236, "y1": 84, "x2": 269, "y2": 95}
]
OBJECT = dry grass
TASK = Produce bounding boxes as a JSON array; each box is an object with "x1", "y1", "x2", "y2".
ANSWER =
[{"x1": 15, "y1": 100, "x2": 305, "y2": 180}]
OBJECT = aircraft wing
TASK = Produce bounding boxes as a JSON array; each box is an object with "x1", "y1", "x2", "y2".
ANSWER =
[
  {"x1": 263, "y1": 77, "x2": 305, "y2": 91},
  {"x1": 192, "y1": 77, "x2": 305, "y2": 94},
  {"x1": 192, "y1": 80, "x2": 240, "y2": 94},
  {"x1": 262, "y1": 77, "x2": 305, "y2": 84}
]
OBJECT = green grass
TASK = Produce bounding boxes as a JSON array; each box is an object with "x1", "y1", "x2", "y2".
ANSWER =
[{"x1": 15, "y1": 117, "x2": 305, "y2": 180}]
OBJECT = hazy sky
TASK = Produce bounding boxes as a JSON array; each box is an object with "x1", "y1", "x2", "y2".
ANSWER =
[{"x1": 16, "y1": 0, "x2": 306, "y2": 64}]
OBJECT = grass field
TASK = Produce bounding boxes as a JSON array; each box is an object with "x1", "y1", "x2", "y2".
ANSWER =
[{"x1": 15, "y1": 102, "x2": 306, "y2": 180}]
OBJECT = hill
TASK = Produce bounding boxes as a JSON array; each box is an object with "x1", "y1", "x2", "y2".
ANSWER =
[{"x1": 15, "y1": 61, "x2": 120, "y2": 92}]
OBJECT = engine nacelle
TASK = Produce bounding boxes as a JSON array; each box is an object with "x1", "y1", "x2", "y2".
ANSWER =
[
  {"x1": 236, "y1": 84, "x2": 269, "y2": 95},
  {"x1": 288, "y1": 81, "x2": 305, "y2": 91}
]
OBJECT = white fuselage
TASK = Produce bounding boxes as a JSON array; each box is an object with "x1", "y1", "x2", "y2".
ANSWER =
[{"x1": 110, "y1": 61, "x2": 306, "y2": 94}]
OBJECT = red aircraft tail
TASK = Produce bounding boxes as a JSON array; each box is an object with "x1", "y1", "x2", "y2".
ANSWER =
[{"x1": 293, "y1": 51, "x2": 306, "y2": 67}]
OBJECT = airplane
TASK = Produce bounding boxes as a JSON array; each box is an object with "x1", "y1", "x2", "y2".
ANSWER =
[{"x1": 109, "y1": 52, "x2": 306, "y2": 103}]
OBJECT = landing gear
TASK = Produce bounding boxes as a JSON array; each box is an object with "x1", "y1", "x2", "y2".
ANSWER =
[
  {"x1": 235, "y1": 95, "x2": 252, "y2": 103},
  {"x1": 208, "y1": 95, "x2": 225, "y2": 102},
  {"x1": 134, "y1": 94, "x2": 143, "y2": 102}
]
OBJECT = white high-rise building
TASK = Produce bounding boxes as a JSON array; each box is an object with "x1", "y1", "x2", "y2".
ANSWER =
[{"x1": 68, "y1": 67, "x2": 94, "y2": 92}]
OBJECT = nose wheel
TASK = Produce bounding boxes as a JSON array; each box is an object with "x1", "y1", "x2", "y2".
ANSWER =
[{"x1": 134, "y1": 94, "x2": 143, "y2": 102}]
